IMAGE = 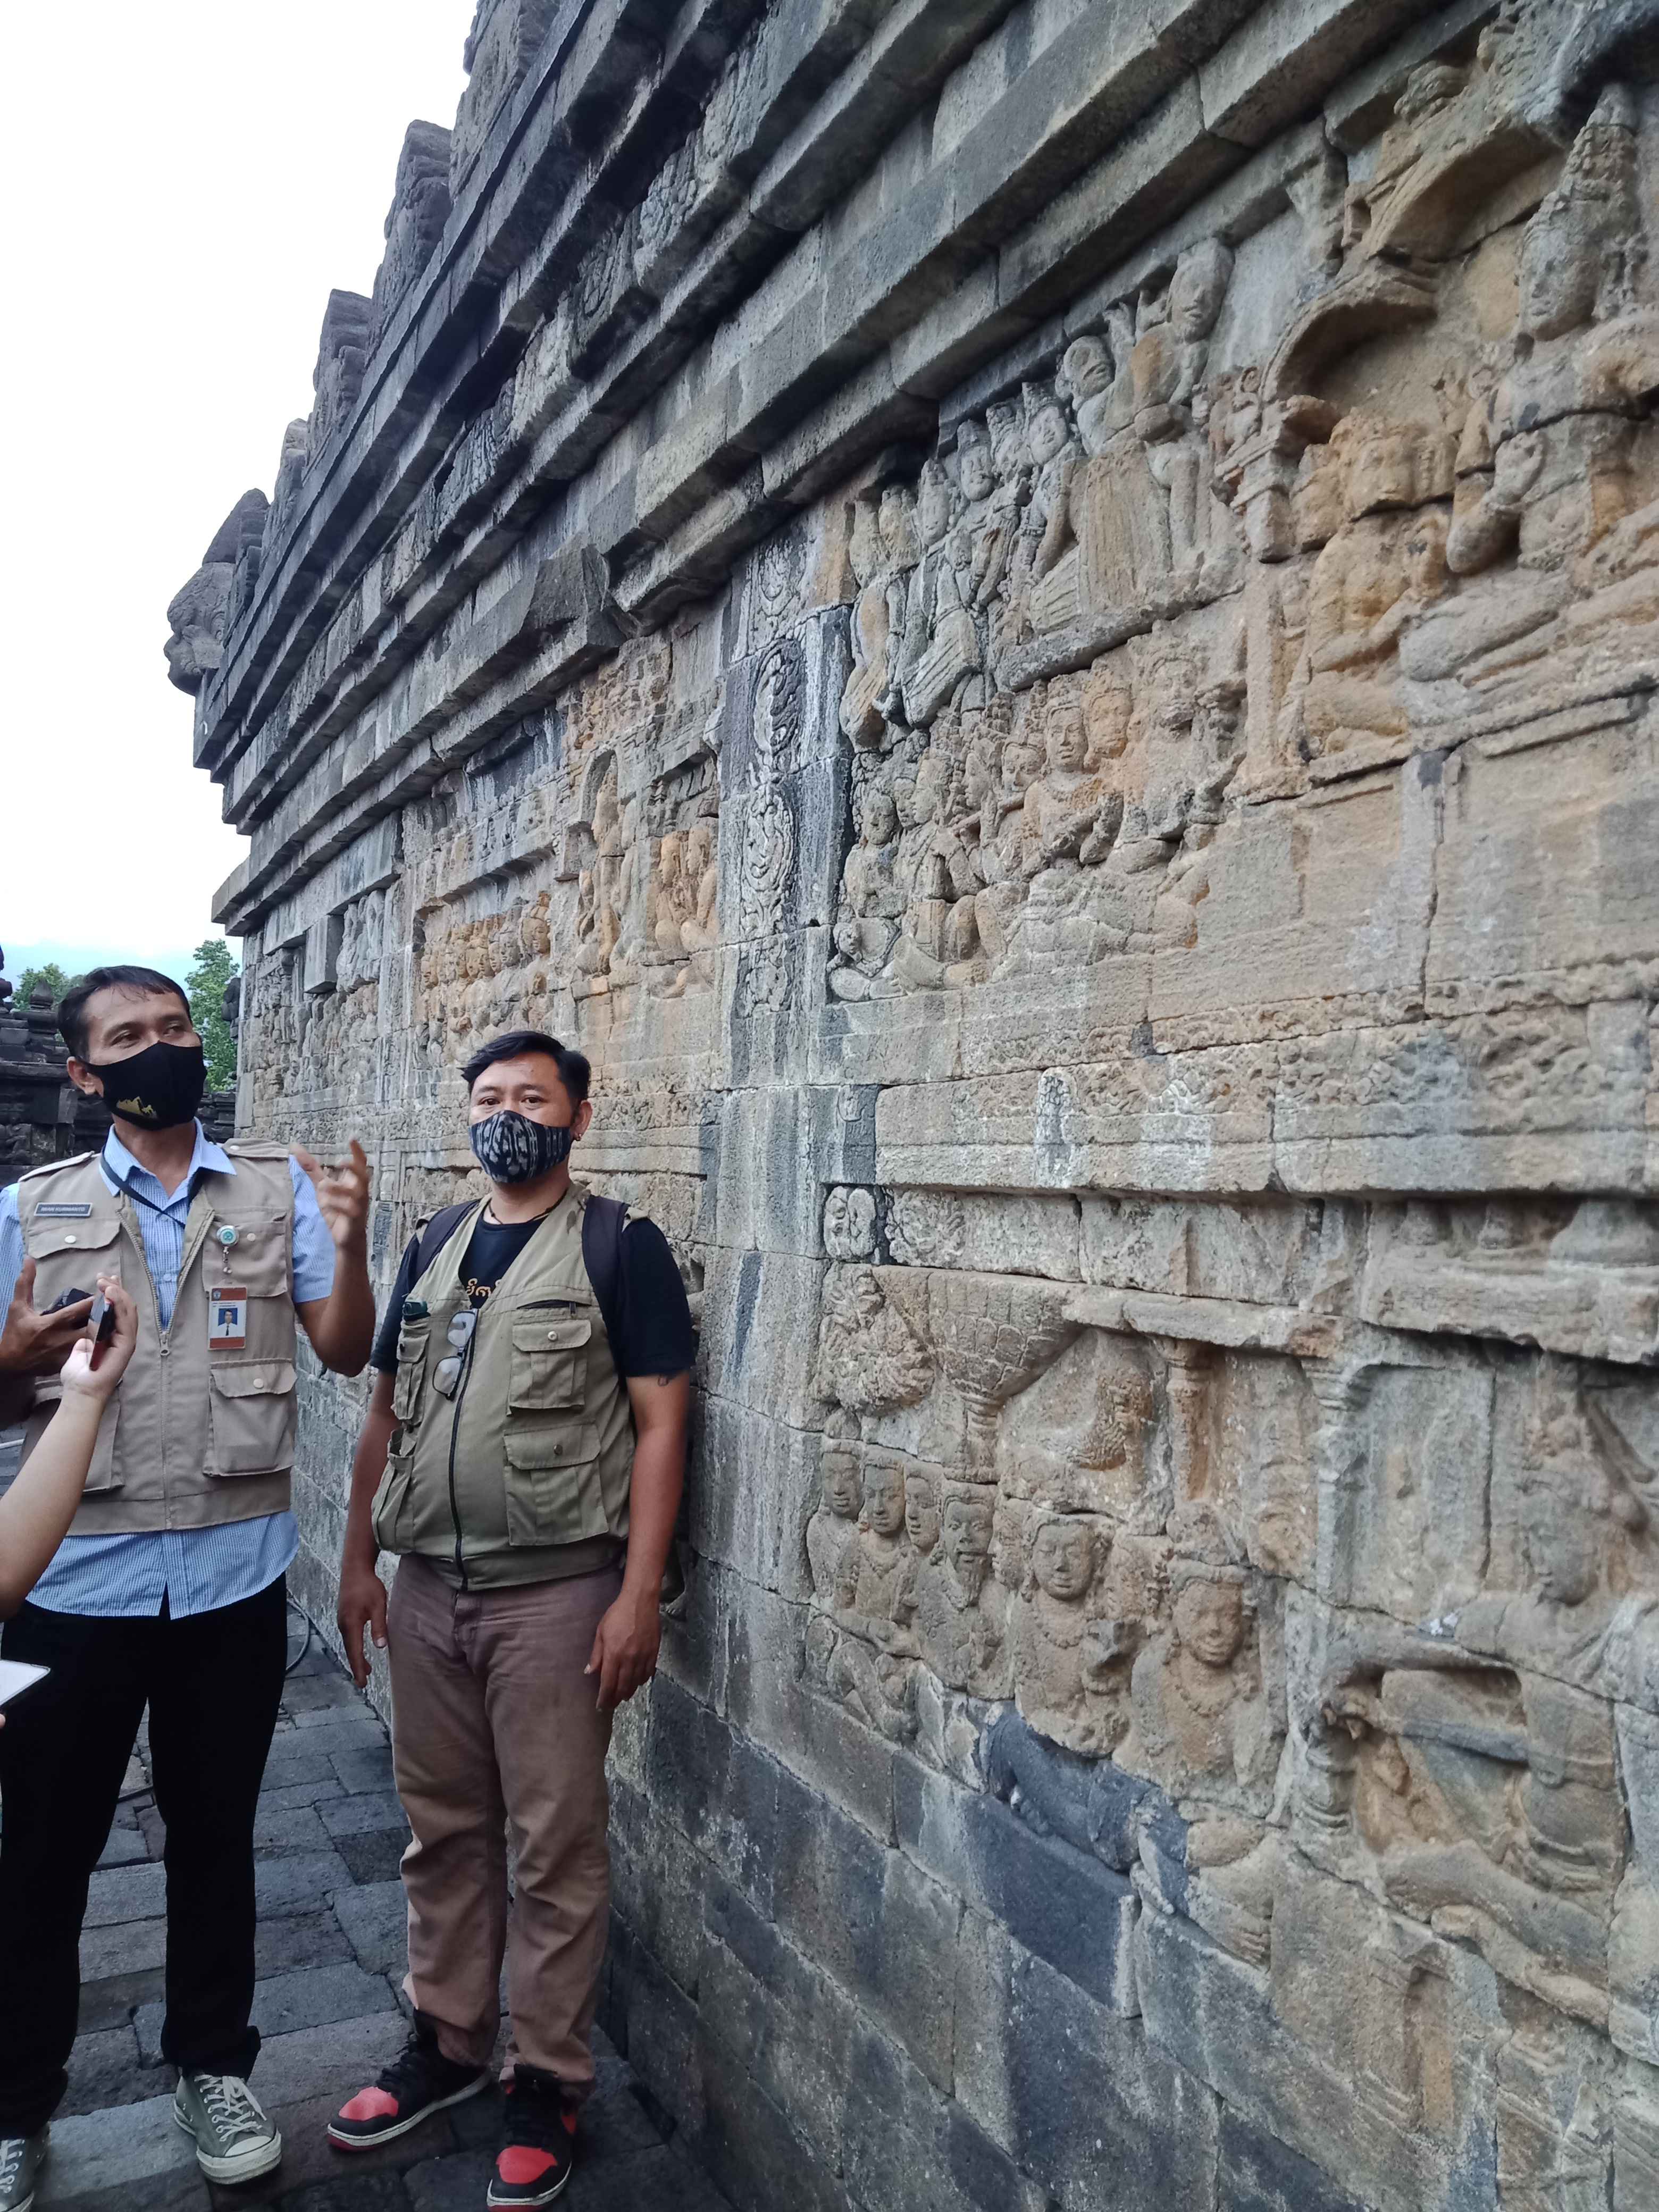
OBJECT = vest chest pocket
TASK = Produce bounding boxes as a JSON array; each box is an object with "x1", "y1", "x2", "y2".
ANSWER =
[
  {"x1": 503, "y1": 1421, "x2": 606, "y2": 1545},
  {"x1": 392, "y1": 1319, "x2": 432, "y2": 1427},
  {"x1": 370, "y1": 1437, "x2": 416, "y2": 1553},
  {"x1": 208, "y1": 1218, "x2": 290, "y2": 1296},
  {"x1": 508, "y1": 1314, "x2": 592, "y2": 1412},
  {"x1": 208, "y1": 1360, "x2": 297, "y2": 1477}
]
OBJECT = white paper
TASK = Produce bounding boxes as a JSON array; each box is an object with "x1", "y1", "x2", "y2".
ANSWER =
[{"x1": 0, "y1": 1660, "x2": 48, "y2": 1707}]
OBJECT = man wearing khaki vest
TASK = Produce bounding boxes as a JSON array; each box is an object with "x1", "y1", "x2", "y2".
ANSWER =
[
  {"x1": 0, "y1": 965, "x2": 374, "y2": 2210},
  {"x1": 328, "y1": 1028, "x2": 692, "y2": 2210}
]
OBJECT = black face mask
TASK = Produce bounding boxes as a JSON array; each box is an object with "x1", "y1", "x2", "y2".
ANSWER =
[
  {"x1": 468, "y1": 1110, "x2": 573, "y2": 1185},
  {"x1": 87, "y1": 1040, "x2": 207, "y2": 1130}
]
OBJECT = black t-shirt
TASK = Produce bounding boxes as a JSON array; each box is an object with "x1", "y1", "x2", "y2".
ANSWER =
[{"x1": 370, "y1": 1204, "x2": 696, "y2": 1380}]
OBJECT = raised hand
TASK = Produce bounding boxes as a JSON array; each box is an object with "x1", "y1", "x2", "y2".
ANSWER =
[
  {"x1": 292, "y1": 1139, "x2": 372, "y2": 1252},
  {"x1": 0, "y1": 1258, "x2": 94, "y2": 1378}
]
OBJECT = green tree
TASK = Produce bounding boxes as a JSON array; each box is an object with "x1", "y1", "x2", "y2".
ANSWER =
[
  {"x1": 186, "y1": 939, "x2": 240, "y2": 1090},
  {"x1": 15, "y1": 960, "x2": 70, "y2": 1008}
]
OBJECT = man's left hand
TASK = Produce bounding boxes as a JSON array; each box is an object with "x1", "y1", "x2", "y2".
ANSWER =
[
  {"x1": 293, "y1": 1139, "x2": 372, "y2": 1252},
  {"x1": 585, "y1": 1587, "x2": 661, "y2": 1712}
]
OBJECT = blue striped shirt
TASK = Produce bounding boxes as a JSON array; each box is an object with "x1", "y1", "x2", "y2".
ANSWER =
[{"x1": 0, "y1": 1124, "x2": 336, "y2": 1618}]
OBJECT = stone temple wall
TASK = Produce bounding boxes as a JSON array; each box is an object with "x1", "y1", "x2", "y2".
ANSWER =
[{"x1": 172, "y1": 0, "x2": 1659, "y2": 2202}]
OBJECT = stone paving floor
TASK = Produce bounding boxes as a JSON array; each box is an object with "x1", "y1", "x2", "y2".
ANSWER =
[{"x1": 16, "y1": 1598, "x2": 734, "y2": 2212}]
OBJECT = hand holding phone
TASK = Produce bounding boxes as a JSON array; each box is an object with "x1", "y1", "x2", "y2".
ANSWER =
[{"x1": 60, "y1": 1277, "x2": 138, "y2": 1401}]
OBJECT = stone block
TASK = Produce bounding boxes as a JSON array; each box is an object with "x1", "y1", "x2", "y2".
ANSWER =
[
  {"x1": 691, "y1": 2027, "x2": 847, "y2": 2212},
  {"x1": 335, "y1": 1827, "x2": 413, "y2": 1885},
  {"x1": 893, "y1": 1756, "x2": 1139, "y2": 2014},
  {"x1": 1216, "y1": 2108, "x2": 1371, "y2": 2212},
  {"x1": 84, "y1": 1864, "x2": 166, "y2": 1929},
  {"x1": 332, "y1": 1744, "x2": 399, "y2": 1794},
  {"x1": 842, "y1": 2021, "x2": 1050, "y2": 2212},
  {"x1": 61, "y1": 2025, "x2": 159, "y2": 2117},
  {"x1": 317, "y1": 1789, "x2": 412, "y2": 1838}
]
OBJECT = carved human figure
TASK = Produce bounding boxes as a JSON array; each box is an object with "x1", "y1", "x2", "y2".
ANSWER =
[
  {"x1": 1119, "y1": 1568, "x2": 1277, "y2": 1811},
  {"x1": 841, "y1": 494, "x2": 899, "y2": 748},
  {"x1": 1013, "y1": 1515, "x2": 1122, "y2": 1754},
  {"x1": 1291, "y1": 414, "x2": 1451, "y2": 757},
  {"x1": 650, "y1": 833, "x2": 692, "y2": 960},
  {"x1": 972, "y1": 714, "x2": 1043, "y2": 972},
  {"x1": 826, "y1": 1456, "x2": 920, "y2": 1739},
  {"x1": 806, "y1": 1424, "x2": 865, "y2": 1604},
  {"x1": 822, "y1": 1186, "x2": 877, "y2": 1262},
  {"x1": 1016, "y1": 383, "x2": 1086, "y2": 639},
  {"x1": 1130, "y1": 239, "x2": 1235, "y2": 584},
  {"x1": 873, "y1": 487, "x2": 921, "y2": 724},
  {"x1": 1019, "y1": 689, "x2": 1114, "y2": 881},
  {"x1": 1403, "y1": 90, "x2": 1659, "y2": 713},
  {"x1": 828, "y1": 786, "x2": 904, "y2": 999},
  {"x1": 894, "y1": 458, "x2": 981, "y2": 728},
  {"x1": 904, "y1": 1488, "x2": 1009, "y2": 1695},
  {"x1": 1059, "y1": 332, "x2": 1134, "y2": 460}
]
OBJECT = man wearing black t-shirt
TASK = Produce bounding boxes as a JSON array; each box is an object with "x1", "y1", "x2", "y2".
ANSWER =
[{"x1": 328, "y1": 1032, "x2": 692, "y2": 2209}]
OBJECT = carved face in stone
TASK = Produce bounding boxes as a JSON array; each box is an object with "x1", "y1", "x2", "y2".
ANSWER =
[
  {"x1": 912, "y1": 751, "x2": 950, "y2": 825},
  {"x1": 1032, "y1": 1518, "x2": 1095, "y2": 1602},
  {"x1": 1060, "y1": 336, "x2": 1113, "y2": 403},
  {"x1": 893, "y1": 780, "x2": 920, "y2": 833},
  {"x1": 1340, "y1": 417, "x2": 1420, "y2": 518},
  {"x1": 823, "y1": 1444, "x2": 864, "y2": 1518},
  {"x1": 1520, "y1": 1472, "x2": 1601, "y2": 1607},
  {"x1": 904, "y1": 1473, "x2": 940, "y2": 1554},
  {"x1": 1169, "y1": 240, "x2": 1231, "y2": 342},
  {"x1": 1048, "y1": 700, "x2": 1088, "y2": 775},
  {"x1": 1002, "y1": 735, "x2": 1042, "y2": 797},
  {"x1": 1028, "y1": 401, "x2": 1071, "y2": 467},
  {"x1": 942, "y1": 1494, "x2": 994, "y2": 1574},
  {"x1": 824, "y1": 1185, "x2": 876, "y2": 1260},
  {"x1": 918, "y1": 461, "x2": 954, "y2": 548},
  {"x1": 879, "y1": 486, "x2": 919, "y2": 567},
  {"x1": 862, "y1": 789, "x2": 898, "y2": 846},
  {"x1": 958, "y1": 424, "x2": 995, "y2": 505},
  {"x1": 987, "y1": 404, "x2": 1026, "y2": 483},
  {"x1": 686, "y1": 818, "x2": 714, "y2": 877},
  {"x1": 1174, "y1": 1579, "x2": 1246, "y2": 1668},
  {"x1": 862, "y1": 1462, "x2": 907, "y2": 1538},
  {"x1": 1084, "y1": 677, "x2": 1131, "y2": 762}
]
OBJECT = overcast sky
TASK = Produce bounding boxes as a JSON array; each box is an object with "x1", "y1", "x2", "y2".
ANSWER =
[{"x1": 0, "y1": 2, "x2": 470, "y2": 992}]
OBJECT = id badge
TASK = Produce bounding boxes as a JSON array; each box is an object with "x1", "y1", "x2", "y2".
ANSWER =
[{"x1": 208, "y1": 1284, "x2": 249, "y2": 1350}]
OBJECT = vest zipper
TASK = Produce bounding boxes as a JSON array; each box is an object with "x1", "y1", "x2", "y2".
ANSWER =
[{"x1": 446, "y1": 1319, "x2": 481, "y2": 1591}]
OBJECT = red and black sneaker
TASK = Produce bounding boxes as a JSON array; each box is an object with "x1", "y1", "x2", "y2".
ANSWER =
[
  {"x1": 487, "y1": 2066, "x2": 577, "y2": 2207},
  {"x1": 327, "y1": 2014, "x2": 491, "y2": 2150}
]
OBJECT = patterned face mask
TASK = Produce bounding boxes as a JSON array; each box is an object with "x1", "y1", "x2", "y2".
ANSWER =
[{"x1": 467, "y1": 1109, "x2": 574, "y2": 1185}]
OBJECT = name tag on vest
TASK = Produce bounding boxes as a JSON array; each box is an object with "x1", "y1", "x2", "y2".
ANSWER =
[
  {"x1": 208, "y1": 1285, "x2": 248, "y2": 1350},
  {"x1": 36, "y1": 1204, "x2": 93, "y2": 1218}
]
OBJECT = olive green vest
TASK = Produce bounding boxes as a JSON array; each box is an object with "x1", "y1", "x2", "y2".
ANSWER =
[
  {"x1": 371, "y1": 1180, "x2": 634, "y2": 1588},
  {"x1": 15, "y1": 1143, "x2": 299, "y2": 1535}
]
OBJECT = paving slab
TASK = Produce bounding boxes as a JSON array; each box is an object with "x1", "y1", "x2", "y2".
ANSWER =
[
  {"x1": 137, "y1": 1963, "x2": 398, "y2": 2065},
  {"x1": 331, "y1": 1882, "x2": 409, "y2": 1976},
  {"x1": 317, "y1": 1792, "x2": 409, "y2": 1839},
  {"x1": 258, "y1": 1777, "x2": 347, "y2": 1813},
  {"x1": 256, "y1": 1850, "x2": 356, "y2": 1917},
  {"x1": 331, "y1": 1746, "x2": 397, "y2": 1795},
  {"x1": 80, "y1": 1915, "x2": 167, "y2": 1980},
  {"x1": 84, "y1": 1864, "x2": 167, "y2": 1928},
  {"x1": 244, "y1": 2013, "x2": 412, "y2": 2112},
  {"x1": 96, "y1": 1825, "x2": 153, "y2": 1870},
  {"x1": 62, "y1": 2025, "x2": 162, "y2": 2116},
  {"x1": 36, "y1": 2090, "x2": 199, "y2": 2204},
  {"x1": 254, "y1": 1910, "x2": 357, "y2": 1978},
  {"x1": 253, "y1": 1803, "x2": 334, "y2": 1852},
  {"x1": 333, "y1": 1830, "x2": 410, "y2": 1887},
  {"x1": 79, "y1": 1964, "x2": 168, "y2": 2035}
]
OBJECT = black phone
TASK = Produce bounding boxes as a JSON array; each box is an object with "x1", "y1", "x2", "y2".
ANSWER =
[
  {"x1": 87, "y1": 1294, "x2": 117, "y2": 1346},
  {"x1": 43, "y1": 1286, "x2": 95, "y2": 1315}
]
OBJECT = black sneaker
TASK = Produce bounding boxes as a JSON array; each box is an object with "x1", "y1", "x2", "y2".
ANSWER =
[
  {"x1": 487, "y1": 2066, "x2": 576, "y2": 2206},
  {"x1": 326, "y1": 2015, "x2": 491, "y2": 2150}
]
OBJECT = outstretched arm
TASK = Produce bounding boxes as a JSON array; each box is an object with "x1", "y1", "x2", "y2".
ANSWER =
[{"x1": 0, "y1": 1278, "x2": 137, "y2": 1621}]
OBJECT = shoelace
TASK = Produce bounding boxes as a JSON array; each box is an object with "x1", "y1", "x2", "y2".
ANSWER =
[
  {"x1": 503, "y1": 2074, "x2": 569, "y2": 2155},
  {"x1": 192, "y1": 2074, "x2": 268, "y2": 2141},
  {"x1": 378, "y1": 2030, "x2": 444, "y2": 2100},
  {"x1": 0, "y1": 2139, "x2": 27, "y2": 2190}
]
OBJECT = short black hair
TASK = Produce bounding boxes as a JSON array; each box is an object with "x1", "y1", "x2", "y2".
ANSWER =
[
  {"x1": 57, "y1": 966, "x2": 191, "y2": 1062},
  {"x1": 461, "y1": 1029, "x2": 591, "y2": 1104}
]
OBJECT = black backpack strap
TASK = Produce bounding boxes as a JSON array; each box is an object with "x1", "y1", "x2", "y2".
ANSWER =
[
  {"x1": 581, "y1": 1193, "x2": 630, "y2": 1376},
  {"x1": 414, "y1": 1201, "x2": 475, "y2": 1279}
]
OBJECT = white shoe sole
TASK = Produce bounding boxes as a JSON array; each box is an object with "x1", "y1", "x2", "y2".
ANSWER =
[
  {"x1": 486, "y1": 2173, "x2": 569, "y2": 2208},
  {"x1": 171, "y1": 2105, "x2": 283, "y2": 2184},
  {"x1": 326, "y1": 2071, "x2": 492, "y2": 2151}
]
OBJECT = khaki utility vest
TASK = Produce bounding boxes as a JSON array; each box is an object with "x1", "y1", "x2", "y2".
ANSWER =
[
  {"x1": 372, "y1": 1179, "x2": 634, "y2": 1588},
  {"x1": 15, "y1": 1143, "x2": 299, "y2": 1535}
]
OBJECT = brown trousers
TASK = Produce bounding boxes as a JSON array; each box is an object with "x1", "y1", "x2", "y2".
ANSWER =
[{"x1": 386, "y1": 1554, "x2": 621, "y2": 2089}]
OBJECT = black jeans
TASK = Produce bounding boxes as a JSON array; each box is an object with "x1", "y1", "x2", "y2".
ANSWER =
[{"x1": 0, "y1": 1575, "x2": 288, "y2": 2135}]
